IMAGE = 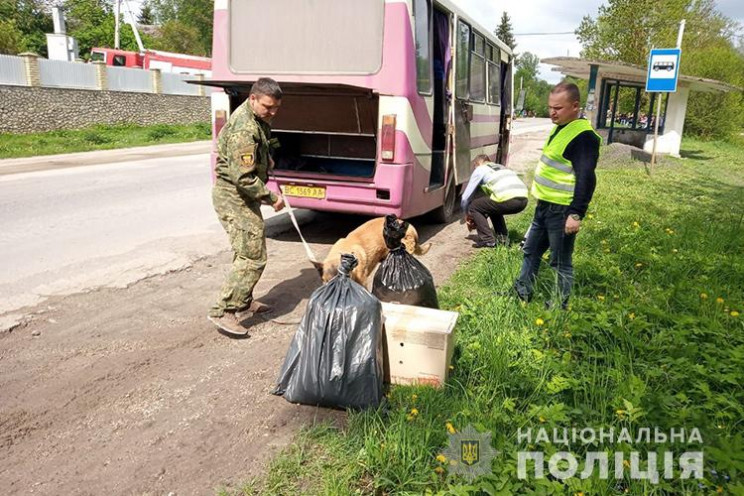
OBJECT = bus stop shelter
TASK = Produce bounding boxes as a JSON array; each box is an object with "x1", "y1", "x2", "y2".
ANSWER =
[{"x1": 541, "y1": 57, "x2": 740, "y2": 157}]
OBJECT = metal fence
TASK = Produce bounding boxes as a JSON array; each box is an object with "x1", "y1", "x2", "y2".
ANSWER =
[
  {"x1": 107, "y1": 65, "x2": 152, "y2": 93},
  {"x1": 0, "y1": 55, "x2": 203, "y2": 96},
  {"x1": 0, "y1": 54, "x2": 28, "y2": 86},
  {"x1": 161, "y1": 72, "x2": 199, "y2": 96},
  {"x1": 38, "y1": 58, "x2": 97, "y2": 89}
]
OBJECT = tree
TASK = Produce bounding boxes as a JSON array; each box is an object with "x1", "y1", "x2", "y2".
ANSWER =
[
  {"x1": 0, "y1": 0, "x2": 54, "y2": 56},
  {"x1": 148, "y1": 0, "x2": 212, "y2": 55},
  {"x1": 0, "y1": 19, "x2": 23, "y2": 54},
  {"x1": 495, "y1": 11, "x2": 516, "y2": 51},
  {"x1": 138, "y1": 1, "x2": 155, "y2": 25},
  {"x1": 149, "y1": 19, "x2": 204, "y2": 56},
  {"x1": 576, "y1": 0, "x2": 744, "y2": 140},
  {"x1": 63, "y1": 0, "x2": 149, "y2": 58},
  {"x1": 515, "y1": 51, "x2": 539, "y2": 82}
]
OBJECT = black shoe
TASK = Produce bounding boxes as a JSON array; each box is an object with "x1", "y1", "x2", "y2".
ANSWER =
[
  {"x1": 472, "y1": 241, "x2": 497, "y2": 248},
  {"x1": 495, "y1": 287, "x2": 531, "y2": 303},
  {"x1": 495, "y1": 235, "x2": 510, "y2": 246},
  {"x1": 545, "y1": 299, "x2": 569, "y2": 311}
]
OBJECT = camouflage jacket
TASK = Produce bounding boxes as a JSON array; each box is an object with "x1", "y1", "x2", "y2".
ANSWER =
[{"x1": 215, "y1": 100, "x2": 278, "y2": 204}]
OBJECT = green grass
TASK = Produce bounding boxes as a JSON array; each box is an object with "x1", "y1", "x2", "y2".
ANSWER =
[
  {"x1": 233, "y1": 138, "x2": 744, "y2": 496},
  {"x1": 0, "y1": 122, "x2": 211, "y2": 159}
]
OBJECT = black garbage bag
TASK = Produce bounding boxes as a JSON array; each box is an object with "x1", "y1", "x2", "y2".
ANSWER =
[
  {"x1": 372, "y1": 215, "x2": 439, "y2": 308},
  {"x1": 272, "y1": 254, "x2": 384, "y2": 409}
]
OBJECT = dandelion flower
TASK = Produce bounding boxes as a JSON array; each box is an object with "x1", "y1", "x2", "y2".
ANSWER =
[
  {"x1": 535, "y1": 318, "x2": 545, "y2": 326},
  {"x1": 623, "y1": 460, "x2": 630, "y2": 468},
  {"x1": 716, "y1": 297, "x2": 724, "y2": 304},
  {"x1": 411, "y1": 394, "x2": 418, "y2": 402},
  {"x1": 635, "y1": 263, "x2": 643, "y2": 268},
  {"x1": 632, "y1": 221, "x2": 640, "y2": 228},
  {"x1": 434, "y1": 466, "x2": 444, "y2": 474},
  {"x1": 539, "y1": 416, "x2": 546, "y2": 423},
  {"x1": 564, "y1": 332, "x2": 572, "y2": 338},
  {"x1": 446, "y1": 422, "x2": 456, "y2": 434},
  {"x1": 629, "y1": 313, "x2": 636, "y2": 320},
  {"x1": 406, "y1": 414, "x2": 415, "y2": 421},
  {"x1": 700, "y1": 293, "x2": 708, "y2": 299},
  {"x1": 575, "y1": 492, "x2": 584, "y2": 496},
  {"x1": 732, "y1": 311, "x2": 740, "y2": 317},
  {"x1": 410, "y1": 408, "x2": 419, "y2": 416},
  {"x1": 598, "y1": 294, "x2": 605, "y2": 301},
  {"x1": 587, "y1": 214, "x2": 594, "y2": 219},
  {"x1": 436, "y1": 454, "x2": 447, "y2": 463},
  {"x1": 601, "y1": 239, "x2": 608, "y2": 244},
  {"x1": 448, "y1": 365, "x2": 455, "y2": 371}
]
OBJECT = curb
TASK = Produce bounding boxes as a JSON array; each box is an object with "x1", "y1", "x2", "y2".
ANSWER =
[{"x1": 0, "y1": 140, "x2": 212, "y2": 176}]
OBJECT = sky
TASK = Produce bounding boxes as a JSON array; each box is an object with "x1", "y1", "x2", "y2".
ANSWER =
[
  {"x1": 121, "y1": 0, "x2": 743, "y2": 83},
  {"x1": 457, "y1": 0, "x2": 744, "y2": 83}
]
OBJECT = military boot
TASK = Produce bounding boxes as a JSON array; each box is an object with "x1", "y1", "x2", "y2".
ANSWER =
[{"x1": 208, "y1": 311, "x2": 249, "y2": 336}]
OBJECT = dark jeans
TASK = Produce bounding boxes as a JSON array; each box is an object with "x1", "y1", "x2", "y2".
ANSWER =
[
  {"x1": 467, "y1": 194, "x2": 528, "y2": 243},
  {"x1": 514, "y1": 200, "x2": 576, "y2": 307}
]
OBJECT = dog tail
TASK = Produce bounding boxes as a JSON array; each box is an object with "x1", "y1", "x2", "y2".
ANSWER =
[{"x1": 414, "y1": 242, "x2": 432, "y2": 255}]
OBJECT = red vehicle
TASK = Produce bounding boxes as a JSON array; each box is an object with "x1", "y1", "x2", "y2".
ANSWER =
[{"x1": 90, "y1": 47, "x2": 212, "y2": 76}]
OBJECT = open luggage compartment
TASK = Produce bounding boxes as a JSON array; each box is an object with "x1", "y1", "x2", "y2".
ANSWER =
[{"x1": 235, "y1": 84, "x2": 379, "y2": 179}]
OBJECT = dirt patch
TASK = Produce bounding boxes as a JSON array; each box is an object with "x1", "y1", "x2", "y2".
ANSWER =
[{"x1": 0, "y1": 133, "x2": 546, "y2": 495}]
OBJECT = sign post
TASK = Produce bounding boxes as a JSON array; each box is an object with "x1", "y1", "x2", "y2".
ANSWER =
[{"x1": 645, "y1": 47, "x2": 681, "y2": 172}]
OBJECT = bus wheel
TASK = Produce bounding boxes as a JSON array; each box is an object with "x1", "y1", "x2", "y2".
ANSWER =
[{"x1": 430, "y1": 175, "x2": 458, "y2": 224}]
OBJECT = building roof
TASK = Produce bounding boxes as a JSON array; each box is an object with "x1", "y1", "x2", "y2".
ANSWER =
[{"x1": 542, "y1": 57, "x2": 741, "y2": 93}]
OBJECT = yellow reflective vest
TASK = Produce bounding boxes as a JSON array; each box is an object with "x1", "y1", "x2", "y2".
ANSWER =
[{"x1": 531, "y1": 119, "x2": 601, "y2": 205}]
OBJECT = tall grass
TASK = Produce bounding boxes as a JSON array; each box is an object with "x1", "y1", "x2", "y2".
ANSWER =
[
  {"x1": 239, "y1": 138, "x2": 743, "y2": 496},
  {"x1": 0, "y1": 122, "x2": 210, "y2": 159}
]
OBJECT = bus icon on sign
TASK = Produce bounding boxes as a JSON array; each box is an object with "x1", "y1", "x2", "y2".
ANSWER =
[{"x1": 653, "y1": 61, "x2": 675, "y2": 71}]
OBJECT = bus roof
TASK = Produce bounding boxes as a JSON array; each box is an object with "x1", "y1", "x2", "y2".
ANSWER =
[{"x1": 434, "y1": 0, "x2": 514, "y2": 56}]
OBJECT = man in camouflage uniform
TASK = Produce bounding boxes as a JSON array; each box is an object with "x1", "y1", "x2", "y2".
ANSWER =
[{"x1": 208, "y1": 78, "x2": 285, "y2": 336}]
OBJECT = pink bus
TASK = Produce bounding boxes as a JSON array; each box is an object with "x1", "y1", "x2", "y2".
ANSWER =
[{"x1": 206, "y1": 0, "x2": 513, "y2": 221}]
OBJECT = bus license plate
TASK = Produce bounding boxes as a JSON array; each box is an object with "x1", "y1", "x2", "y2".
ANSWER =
[{"x1": 283, "y1": 185, "x2": 326, "y2": 199}]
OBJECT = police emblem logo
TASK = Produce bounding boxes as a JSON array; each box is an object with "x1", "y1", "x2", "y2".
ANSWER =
[
  {"x1": 442, "y1": 424, "x2": 499, "y2": 481},
  {"x1": 461, "y1": 440, "x2": 479, "y2": 466}
]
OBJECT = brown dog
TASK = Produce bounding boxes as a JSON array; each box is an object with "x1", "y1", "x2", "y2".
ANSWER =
[{"x1": 313, "y1": 217, "x2": 431, "y2": 285}]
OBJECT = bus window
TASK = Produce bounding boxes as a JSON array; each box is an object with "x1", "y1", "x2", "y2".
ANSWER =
[
  {"x1": 456, "y1": 20, "x2": 470, "y2": 99},
  {"x1": 487, "y1": 44, "x2": 500, "y2": 105},
  {"x1": 413, "y1": 0, "x2": 431, "y2": 94},
  {"x1": 113, "y1": 55, "x2": 126, "y2": 66},
  {"x1": 90, "y1": 51, "x2": 105, "y2": 62},
  {"x1": 229, "y1": 0, "x2": 383, "y2": 74},
  {"x1": 470, "y1": 32, "x2": 486, "y2": 102}
]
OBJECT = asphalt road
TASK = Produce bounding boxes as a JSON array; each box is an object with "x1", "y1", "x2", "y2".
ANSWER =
[
  {"x1": 0, "y1": 119, "x2": 551, "y2": 330},
  {"x1": 0, "y1": 154, "x2": 272, "y2": 329}
]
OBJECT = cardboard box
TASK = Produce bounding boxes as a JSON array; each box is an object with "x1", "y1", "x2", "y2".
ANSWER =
[{"x1": 381, "y1": 302, "x2": 458, "y2": 388}]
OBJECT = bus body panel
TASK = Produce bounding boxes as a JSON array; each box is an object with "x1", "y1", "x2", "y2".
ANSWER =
[{"x1": 209, "y1": 0, "x2": 512, "y2": 219}]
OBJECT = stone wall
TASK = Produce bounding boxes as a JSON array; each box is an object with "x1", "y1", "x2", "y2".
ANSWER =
[{"x1": 0, "y1": 85, "x2": 210, "y2": 134}]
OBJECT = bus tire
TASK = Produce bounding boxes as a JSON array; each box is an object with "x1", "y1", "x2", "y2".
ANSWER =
[{"x1": 429, "y1": 175, "x2": 458, "y2": 224}]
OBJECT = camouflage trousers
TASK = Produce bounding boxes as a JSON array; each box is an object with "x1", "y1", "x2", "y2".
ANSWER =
[{"x1": 209, "y1": 184, "x2": 267, "y2": 318}]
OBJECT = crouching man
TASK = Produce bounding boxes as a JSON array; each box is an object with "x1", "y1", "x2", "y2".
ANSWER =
[{"x1": 461, "y1": 154, "x2": 528, "y2": 248}]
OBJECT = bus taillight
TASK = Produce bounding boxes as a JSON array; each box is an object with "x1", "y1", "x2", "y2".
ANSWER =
[
  {"x1": 214, "y1": 110, "x2": 227, "y2": 138},
  {"x1": 381, "y1": 114, "x2": 396, "y2": 161}
]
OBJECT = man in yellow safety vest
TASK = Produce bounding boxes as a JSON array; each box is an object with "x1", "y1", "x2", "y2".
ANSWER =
[{"x1": 513, "y1": 81, "x2": 601, "y2": 309}]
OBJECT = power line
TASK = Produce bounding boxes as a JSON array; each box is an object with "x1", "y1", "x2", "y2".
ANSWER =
[{"x1": 515, "y1": 32, "x2": 575, "y2": 36}]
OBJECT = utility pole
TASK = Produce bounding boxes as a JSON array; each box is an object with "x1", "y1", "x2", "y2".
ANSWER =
[
  {"x1": 114, "y1": 0, "x2": 121, "y2": 49},
  {"x1": 650, "y1": 19, "x2": 685, "y2": 172}
]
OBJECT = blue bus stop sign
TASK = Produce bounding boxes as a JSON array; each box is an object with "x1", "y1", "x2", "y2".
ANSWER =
[{"x1": 646, "y1": 48, "x2": 681, "y2": 92}]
